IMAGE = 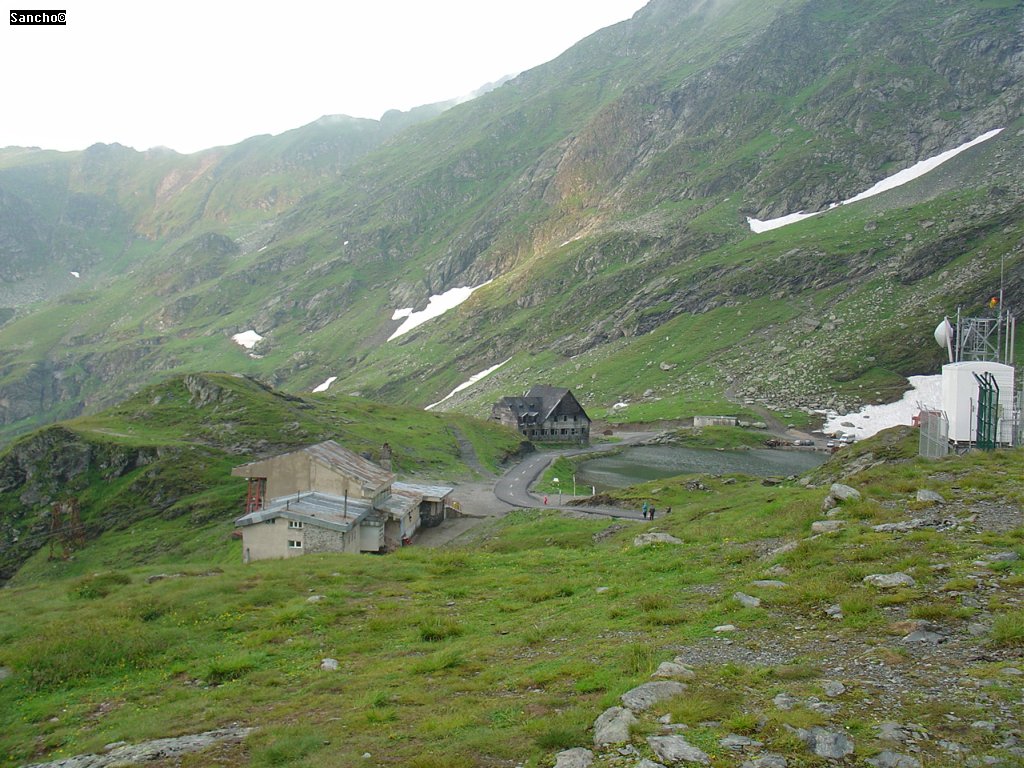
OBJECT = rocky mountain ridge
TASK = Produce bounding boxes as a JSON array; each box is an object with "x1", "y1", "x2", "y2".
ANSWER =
[{"x1": 0, "y1": 0, "x2": 1022, "y2": 440}]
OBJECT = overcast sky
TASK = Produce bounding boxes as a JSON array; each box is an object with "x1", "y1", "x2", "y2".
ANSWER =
[{"x1": 2, "y1": 1, "x2": 647, "y2": 154}]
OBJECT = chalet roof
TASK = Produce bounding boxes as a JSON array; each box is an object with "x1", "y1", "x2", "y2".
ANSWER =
[
  {"x1": 497, "y1": 386, "x2": 589, "y2": 424},
  {"x1": 234, "y1": 491, "x2": 373, "y2": 533},
  {"x1": 231, "y1": 440, "x2": 394, "y2": 494}
]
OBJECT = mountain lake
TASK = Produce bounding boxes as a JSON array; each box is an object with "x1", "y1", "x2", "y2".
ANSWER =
[{"x1": 575, "y1": 444, "x2": 827, "y2": 490}]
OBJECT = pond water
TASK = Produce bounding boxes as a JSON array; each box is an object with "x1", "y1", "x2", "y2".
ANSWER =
[{"x1": 576, "y1": 445, "x2": 827, "y2": 490}]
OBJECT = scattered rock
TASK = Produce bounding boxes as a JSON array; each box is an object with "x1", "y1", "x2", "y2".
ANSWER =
[
  {"x1": 647, "y1": 735, "x2": 711, "y2": 765},
  {"x1": 983, "y1": 551, "x2": 1019, "y2": 563},
  {"x1": 734, "y1": 592, "x2": 762, "y2": 608},
  {"x1": 593, "y1": 707, "x2": 637, "y2": 746},
  {"x1": 916, "y1": 489, "x2": 944, "y2": 504},
  {"x1": 811, "y1": 520, "x2": 845, "y2": 533},
  {"x1": 554, "y1": 747, "x2": 594, "y2": 768},
  {"x1": 320, "y1": 658, "x2": 340, "y2": 671},
  {"x1": 867, "y1": 750, "x2": 922, "y2": 768},
  {"x1": 20, "y1": 727, "x2": 255, "y2": 768},
  {"x1": 875, "y1": 722, "x2": 910, "y2": 743},
  {"x1": 752, "y1": 580, "x2": 788, "y2": 589},
  {"x1": 829, "y1": 483, "x2": 862, "y2": 502},
  {"x1": 621, "y1": 681, "x2": 687, "y2": 711},
  {"x1": 798, "y1": 726, "x2": 854, "y2": 759},
  {"x1": 634, "y1": 533, "x2": 684, "y2": 547},
  {"x1": 0, "y1": 666, "x2": 11, "y2": 681},
  {"x1": 902, "y1": 630, "x2": 945, "y2": 644},
  {"x1": 652, "y1": 661, "x2": 696, "y2": 680},
  {"x1": 635, "y1": 760, "x2": 667, "y2": 768},
  {"x1": 720, "y1": 734, "x2": 764, "y2": 751},
  {"x1": 307, "y1": 594, "x2": 325, "y2": 603},
  {"x1": 714, "y1": 624, "x2": 739, "y2": 633},
  {"x1": 863, "y1": 572, "x2": 916, "y2": 589},
  {"x1": 822, "y1": 680, "x2": 846, "y2": 697},
  {"x1": 773, "y1": 692, "x2": 798, "y2": 711},
  {"x1": 740, "y1": 755, "x2": 788, "y2": 768},
  {"x1": 825, "y1": 604, "x2": 843, "y2": 619}
]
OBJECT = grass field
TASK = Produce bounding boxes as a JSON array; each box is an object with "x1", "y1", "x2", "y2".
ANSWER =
[{"x1": 1, "y1": 429, "x2": 1021, "y2": 767}]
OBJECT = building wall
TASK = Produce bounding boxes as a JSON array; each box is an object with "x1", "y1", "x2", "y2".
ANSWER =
[
  {"x1": 942, "y1": 362, "x2": 1016, "y2": 443},
  {"x1": 249, "y1": 453, "x2": 376, "y2": 502},
  {"x1": 359, "y1": 521, "x2": 384, "y2": 552},
  {"x1": 242, "y1": 518, "x2": 310, "y2": 562},
  {"x1": 304, "y1": 524, "x2": 355, "y2": 555},
  {"x1": 242, "y1": 518, "x2": 355, "y2": 561},
  {"x1": 694, "y1": 416, "x2": 739, "y2": 428}
]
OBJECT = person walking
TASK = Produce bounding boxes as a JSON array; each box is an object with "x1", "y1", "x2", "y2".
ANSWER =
[{"x1": 642, "y1": 500, "x2": 649, "y2": 519}]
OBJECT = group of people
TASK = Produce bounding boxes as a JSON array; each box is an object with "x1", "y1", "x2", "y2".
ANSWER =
[{"x1": 641, "y1": 501, "x2": 671, "y2": 520}]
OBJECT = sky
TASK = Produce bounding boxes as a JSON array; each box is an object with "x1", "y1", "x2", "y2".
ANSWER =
[{"x1": 2, "y1": 1, "x2": 647, "y2": 155}]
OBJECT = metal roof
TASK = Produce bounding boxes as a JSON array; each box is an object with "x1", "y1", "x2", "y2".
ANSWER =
[
  {"x1": 393, "y1": 481, "x2": 454, "y2": 503},
  {"x1": 234, "y1": 491, "x2": 373, "y2": 533}
]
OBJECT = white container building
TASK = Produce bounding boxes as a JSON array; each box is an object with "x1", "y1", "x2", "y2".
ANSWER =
[{"x1": 941, "y1": 361, "x2": 1016, "y2": 444}]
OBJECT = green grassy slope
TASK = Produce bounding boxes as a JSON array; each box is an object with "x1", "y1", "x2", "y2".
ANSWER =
[
  {"x1": 0, "y1": 432, "x2": 1020, "y2": 767},
  {"x1": 0, "y1": 373, "x2": 525, "y2": 583},
  {"x1": 0, "y1": 0, "x2": 1021, "y2": 445}
]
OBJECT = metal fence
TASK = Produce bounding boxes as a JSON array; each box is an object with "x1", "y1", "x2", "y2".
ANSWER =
[{"x1": 918, "y1": 410, "x2": 950, "y2": 458}]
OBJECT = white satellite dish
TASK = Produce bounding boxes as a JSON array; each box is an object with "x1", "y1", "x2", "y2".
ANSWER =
[{"x1": 934, "y1": 318, "x2": 954, "y2": 362}]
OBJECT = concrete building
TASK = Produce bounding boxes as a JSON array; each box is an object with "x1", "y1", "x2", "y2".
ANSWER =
[
  {"x1": 491, "y1": 386, "x2": 591, "y2": 443},
  {"x1": 232, "y1": 441, "x2": 453, "y2": 562}
]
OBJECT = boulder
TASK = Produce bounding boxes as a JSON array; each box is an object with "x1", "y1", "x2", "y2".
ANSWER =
[
  {"x1": 916, "y1": 489, "x2": 944, "y2": 504},
  {"x1": 822, "y1": 680, "x2": 846, "y2": 697},
  {"x1": 320, "y1": 658, "x2": 339, "y2": 671},
  {"x1": 740, "y1": 755, "x2": 788, "y2": 768},
  {"x1": 773, "y1": 692, "x2": 798, "y2": 711},
  {"x1": 720, "y1": 734, "x2": 764, "y2": 751},
  {"x1": 798, "y1": 727, "x2": 854, "y2": 759},
  {"x1": 593, "y1": 706, "x2": 636, "y2": 746},
  {"x1": 734, "y1": 592, "x2": 762, "y2": 608},
  {"x1": 647, "y1": 735, "x2": 711, "y2": 765},
  {"x1": 867, "y1": 751, "x2": 921, "y2": 768},
  {"x1": 863, "y1": 572, "x2": 916, "y2": 589},
  {"x1": 652, "y1": 661, "x2": 696, "y2": 680},
  {"x1": 553, "y1": 748, "x2": 593, "y2": 768},
  {"x1": 811, "y1": 520, "x2": 845, "y2": 533},
  {"x1": 829, "y1": 483, "x2": 861, "y2": 502},
  {"x1": 621, "y1": 681, "x2": 687, "y2": 711},
  {"x1": 634, "y1": 533, "x2": 684, "y2": 547},
  {"x1": 751, "y1": 579, "x2": 788, "y2": 589}
]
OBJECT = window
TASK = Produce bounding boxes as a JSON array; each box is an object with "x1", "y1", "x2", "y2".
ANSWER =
[
  {"x1": 263, "y1": 519, "x2": 276, "y2": 525},
  {"x1": 288, "y1": 540, "x2": 303, "y2": 549},
  {"x1": 288, "y1": 520, "x2": 303, "y2": 529}
]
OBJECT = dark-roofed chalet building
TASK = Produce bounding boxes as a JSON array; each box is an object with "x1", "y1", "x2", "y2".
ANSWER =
[
  {"x1": 491, "y1": 386, "x2": 590, "y2": 444},
  {"x1": 232, "y1": 440, "x2": 452, "y2": 562}
]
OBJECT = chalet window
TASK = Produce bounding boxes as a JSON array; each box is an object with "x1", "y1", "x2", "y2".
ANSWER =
[
  {"x1": 288, "y1": 540, "x2": 303, "y2": 549},
  {"x1": 263, "y1": 519, "x2": 276, "y2": 525},
  {"x1": 288, "y1": 520, "x2": 303, "y2": 529}
]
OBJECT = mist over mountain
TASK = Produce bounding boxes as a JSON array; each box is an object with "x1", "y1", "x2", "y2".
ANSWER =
[{"x1": 0, "y1": 0, "x2": 1021, "y2": 441}]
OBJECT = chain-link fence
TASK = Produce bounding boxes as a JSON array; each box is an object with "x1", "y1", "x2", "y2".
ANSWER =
[{"x1": 919, "y1": 410, "x2": 950, "y2": 458}]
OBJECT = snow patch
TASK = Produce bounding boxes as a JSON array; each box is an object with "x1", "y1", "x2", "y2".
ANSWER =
[
  {"x1": 748, "y1": 128, "x2": 1004, "y2": 233},
  {"x1": 425, "y1": 357, "x2": 512, "y2": 411},
  {"x1": 388, "y1": 280, "x2": 493, "y2": 341},
  {"x1": 70, "y1": 271, "x2": 81, "y2": 278},
  {"x1": 822, "y1": 374, "x2": 941, "y2": 439},
  {"x1": 231, "y1": 330, "x2": 263, "y2": 350},
  {"x1": 312, "y1": 376, "x2": 338, "y2": 393}
]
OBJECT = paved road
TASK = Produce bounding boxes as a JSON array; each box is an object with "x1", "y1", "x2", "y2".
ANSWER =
[{"x1": 493, "y1": 432, "x2": 655, "y2": 518}]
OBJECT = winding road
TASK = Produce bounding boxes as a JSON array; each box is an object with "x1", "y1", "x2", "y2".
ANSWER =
[{"x1": 493, "y1": 431, "x2": 655, "y2": 517}]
